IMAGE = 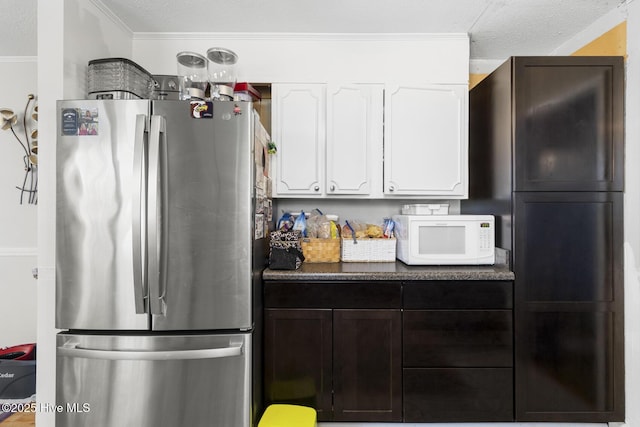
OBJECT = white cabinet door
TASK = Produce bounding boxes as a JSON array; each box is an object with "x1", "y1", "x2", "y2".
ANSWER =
[
  {"x1": 272, "y1": 84, "x2": 325, "y2": 196},
  {"x1": 384, "y1": 84, "x2": 468, "y2": 198},
  {"x1": 326, "y1": 84, "x2": 383, "y2": 196}
]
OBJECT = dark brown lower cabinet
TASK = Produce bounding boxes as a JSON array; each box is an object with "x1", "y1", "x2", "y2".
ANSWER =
[
  {"x1": 264, "y1": 308, "x2": 402, "y2": 422},
  {"x1": 263, "y1": 281, "x2": 403, "y2": 422},
  {"x1": 333, "y1": 309, "x2": 402, "y2": 421},
  {"x1": 402, "y1": 281, "x2": 514, "y2": 422},
  {"x1": 264, "y1": 280, "x2": 515, "y2": 422},
  {"x1": 263, "y1": 309, "x2": 333, "y2": 419}
]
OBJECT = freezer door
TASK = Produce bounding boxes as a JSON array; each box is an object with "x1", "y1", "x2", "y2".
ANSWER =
[
  {"x1": 56, "y1": 100, "x2": 150, "y2": 330},
  {"x1": 149, "y1": 101, "x2": 254, "y2": 331},
  {"x1": 56, "y1": 332, "x2": 251, "y2": 427}
]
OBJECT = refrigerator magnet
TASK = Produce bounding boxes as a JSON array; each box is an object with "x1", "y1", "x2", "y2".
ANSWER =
[
  {"x1": 61, "y1": 108, "x2": 79, "y2": 135},
  {"x1": 190, "y1": 101, "x2": 213, "y2": 119},
  {"x1": 79, "y1": 108, "x2": 99, "y2": 135},
  {"x1": 61, "y1": 107, "x2": 99, "y2": 136}
]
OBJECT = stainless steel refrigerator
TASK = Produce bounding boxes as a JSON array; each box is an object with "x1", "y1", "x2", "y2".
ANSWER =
[{"x1": 55, "y1": 99, "x2": 271, "y2": 427}]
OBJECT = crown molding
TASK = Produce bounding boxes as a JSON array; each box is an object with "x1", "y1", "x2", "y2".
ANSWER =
[
  {"x1": 133, "y1": 32, "x2": 469, "y2": 43},
  {"x1": 89, "y1": 0, "x2": 134, "y2": 36}
]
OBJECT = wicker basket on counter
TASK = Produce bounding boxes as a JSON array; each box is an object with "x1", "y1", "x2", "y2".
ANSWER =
[
  {"x1": 301, "y1": 238, "x2": 341, "y2": 263},
  {"x1": 341, "y1": 238, "x2": 396, "y2": 262}
]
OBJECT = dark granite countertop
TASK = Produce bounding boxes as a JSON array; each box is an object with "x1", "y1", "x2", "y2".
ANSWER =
[{"x1": 263, "y1": 261, "x2": 515, "y2": 281}]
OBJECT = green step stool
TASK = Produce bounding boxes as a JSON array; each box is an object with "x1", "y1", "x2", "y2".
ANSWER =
[{"x1": 259, "y1": 404, "x2": 317, "y2": 427}]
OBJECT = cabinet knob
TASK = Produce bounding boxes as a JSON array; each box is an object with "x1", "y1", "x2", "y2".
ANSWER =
[
  {"x1": 314, "y1": 186, "x2": 320, "y2": 192},
  {"x1": 330, "y1": 185, "x2": 336, "y2": 191},
  {"x1": 388, "y1": 185, "x2": 395, "y2": 192}
]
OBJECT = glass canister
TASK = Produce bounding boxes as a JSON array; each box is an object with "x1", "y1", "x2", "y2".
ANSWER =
[
  {"x1": 176, "y1": 51, "x2": 208, "y2": 100},
  {"x1": 206, "y1": 47, "x2": 238, "y2": 100}
]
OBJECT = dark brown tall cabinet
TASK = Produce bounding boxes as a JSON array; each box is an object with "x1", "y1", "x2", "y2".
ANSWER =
[{"x1": 463, "y1": 56, "x2": 625, "y2": 422}]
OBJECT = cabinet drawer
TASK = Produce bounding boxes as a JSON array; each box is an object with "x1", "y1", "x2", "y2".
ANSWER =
[
  {"x1": 403, "y1": 310, "x2": 512, "y2": 367},
  {"x1": 403, "y1": 281, "x2": 513, "y2": 309},
  {"x1": 264, "y1": 281, "x2": 402, "y2": 308},
  {"x1": 403, "y1": 367, "x2": 513, "y2": 422}
]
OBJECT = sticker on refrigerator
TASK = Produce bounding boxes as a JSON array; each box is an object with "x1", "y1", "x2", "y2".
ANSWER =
[
  {"x1": 61, "y1": 107, "x2": 99, "y2": 136},
  {"x1": 61, "y1": 109, "x2": 78, "y2": 135},
  {"x1": 190, "y1": 101, "x2": 213, "y2": 119}
]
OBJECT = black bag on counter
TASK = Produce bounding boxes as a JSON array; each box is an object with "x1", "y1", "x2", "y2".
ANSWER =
[{"x1": 269, "y1": 230, "x2": 304, "y2": 270}]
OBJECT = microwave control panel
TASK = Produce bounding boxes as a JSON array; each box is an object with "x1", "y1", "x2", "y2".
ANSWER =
[{"x1": 479, "y1": 222, "x2": 493, "y2": 251}]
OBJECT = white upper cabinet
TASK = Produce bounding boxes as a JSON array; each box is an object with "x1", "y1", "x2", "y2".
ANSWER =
[
  {"x1": 272, "y1": 83, "x2": 383, "y2": 197},
  {"x1": 272, "y1": 84, "x2": 326, "y2": 196},
  {"x1": 326, "y1": 84, "x2": 383, "y2": 196},
  {"x1": 384, "y1": 84, "x2": 468, "y2": 198},
  {"x1": 273, "y1": 83, "x2": 468, "y2": 199}
]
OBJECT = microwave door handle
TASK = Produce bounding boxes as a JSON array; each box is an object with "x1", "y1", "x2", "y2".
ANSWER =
[
  {"x1": 57, "y1": 342, "x2": 244, "y2": 361},
  {"x1": 132, "y1": 114, "x2": 147, "y2": 314},
  {"x1": 148, "y1": 114, "x2": 166, "y2": 316}
]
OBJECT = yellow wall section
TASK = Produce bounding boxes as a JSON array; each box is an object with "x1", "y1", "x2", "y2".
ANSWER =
[
  {"x1": 469, "y1": 20, "x2": 627, "y2": 89},
  {"x1": 572, "y1": 21, "x2": 627, "y2": 57},
  {"x1": 469, "y1": 74, "x2": 489, "y2": 89}
]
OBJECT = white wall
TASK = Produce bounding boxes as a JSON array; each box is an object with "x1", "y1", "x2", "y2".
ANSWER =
[
  {"x1": 0, "y1": 58, "x2": 38, "y2": 349},
  {"x1": 622, "y1": 3, "x2": 640, "y2": 424},
  {"x1": 36, "y1": 0, "x2": 133, "y2": 425},
  {"x1": 132, "y1": 33, "x2": 469, "y2": 85},
  {"x1": 63, "y1": 0, "x2": 134, "y2": 98},
  {"x1": 36, "y1": 2, "x2": 64, "y2": 425},
  {"x1": 621, "y1": 4, "x2": 640, "y2": 425}
]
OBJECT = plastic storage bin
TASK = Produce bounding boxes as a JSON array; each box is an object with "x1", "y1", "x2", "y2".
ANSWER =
[
  {"x1": 0, "y1": 360, "x2": 36, "y2": 399},
  {"x1": 259, "y1": 404, "x2": 317, "y2": 427},
  {"x1": 87, "y1": 58, "x2": 156, "y2": 99},
  {"x1": 401, "y1": 203, "x2": 450, "y2": 215}
]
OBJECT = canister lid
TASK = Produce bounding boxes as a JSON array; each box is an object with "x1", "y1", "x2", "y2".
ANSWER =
[
  {"x1": 176, "y1": 51, "x2": 207, "y2": 68},
  {"x1": 206, "y1": 47, "x2": 238, "y2": 65},
  {"x1": 87, "y1": 57, "x2": 153, "y2": 77}
]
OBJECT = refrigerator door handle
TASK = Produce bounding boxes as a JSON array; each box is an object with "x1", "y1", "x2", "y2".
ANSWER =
[
  {"x1": 132, "y1": 114, "x2": 148, "y2": 314},
  {"x1": 148, "y1": 114, "x2": 167, "y2": 316},
  {"x1": 57, "y1": 341, "x2": 244, "y2": 361}
]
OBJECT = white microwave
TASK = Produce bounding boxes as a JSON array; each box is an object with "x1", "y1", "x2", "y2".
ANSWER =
[{"x1": 393, "y1": 215, "x2": 495, "y2": 265}]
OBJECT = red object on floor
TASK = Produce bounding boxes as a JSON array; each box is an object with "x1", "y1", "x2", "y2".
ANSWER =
[{"x1": 0, "y1": 343, "x2": 36, "y2": 360}]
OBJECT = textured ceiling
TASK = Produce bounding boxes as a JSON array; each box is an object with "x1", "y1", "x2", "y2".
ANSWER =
[{"x1": 0, "y1": 0, "x2": 628, "y2": 59}]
